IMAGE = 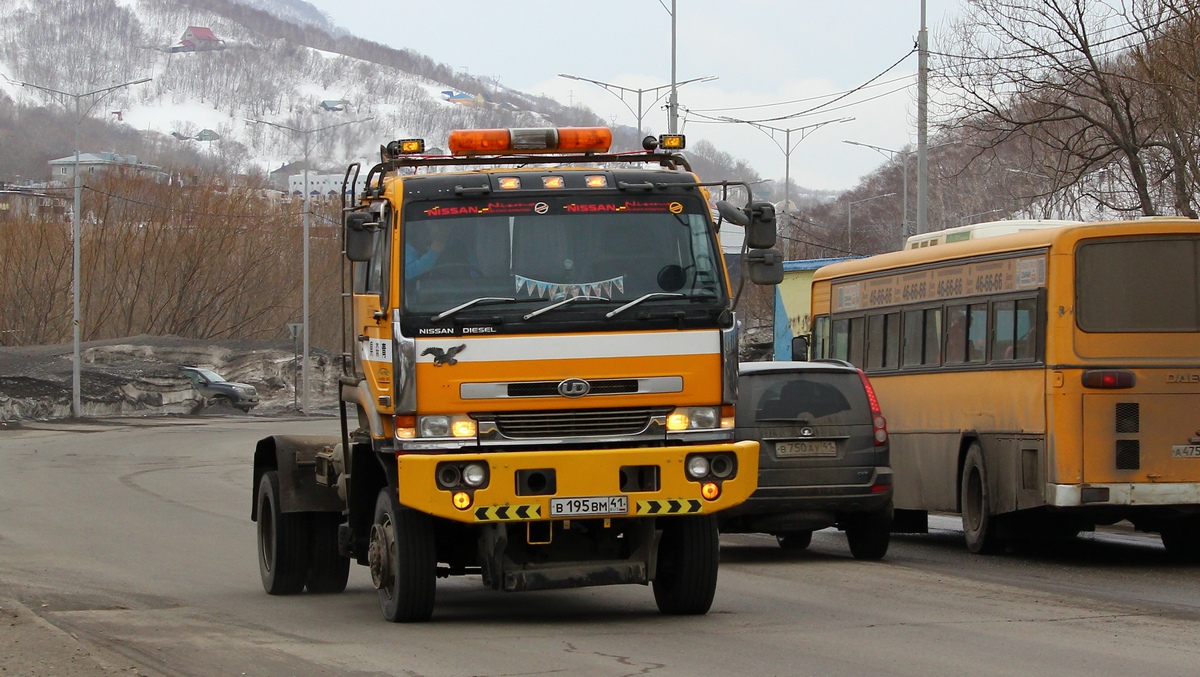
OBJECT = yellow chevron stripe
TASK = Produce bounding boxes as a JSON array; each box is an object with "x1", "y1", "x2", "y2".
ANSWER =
[
  {"x1": 473, "y1": 503, "x2": 543, "y2": 522},
  {"x1": 635, "y1": 499, "x2": 704, "y2": 515}
]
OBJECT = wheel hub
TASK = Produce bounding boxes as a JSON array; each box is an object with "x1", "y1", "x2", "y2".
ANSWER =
[{"x1": 367, "y1": 521, "x2": 394, "y2": 591}]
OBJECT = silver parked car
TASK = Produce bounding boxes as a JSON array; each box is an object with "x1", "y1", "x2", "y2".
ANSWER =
[
  {"x1": 720, "y1": 360, "x2": 893, "y2": 559},
  {"x1": 180, "y1": 366, "x2": 259, "y2": 413}
]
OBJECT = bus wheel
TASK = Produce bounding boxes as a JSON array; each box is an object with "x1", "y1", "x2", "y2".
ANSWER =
[
  {"x1": 257, "y1": 470, "x2": 311, "y2": 595},
  {"x1": 369, "y1": 489, "x2": 436, "y2": 622},
  {"x1": 1160, "y1": 520, "x2": 1200, "y2": 563},
  {"x1": 776, "y1": 530, "x2": 813, "y2": 551},
  {"x1": 306, "y1": 513, "x2": 350, "y2": 594},
  {"x1": 653, "y1": 515, "x2": 719, "y2": 615},
  {"x1": 961, "y1": 444, "x2": 1002, "y2": 554}
]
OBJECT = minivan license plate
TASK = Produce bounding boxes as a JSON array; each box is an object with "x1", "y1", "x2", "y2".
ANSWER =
[
  {"x1": 1173, "y1": 445, "x2": 1200, "y2": 458},
  {"x1": 550, "y1": 495, "x2": 629, "y2": 517},
  {"x1": 775, "y1": 440, "x2": 837, "y2": 458}
]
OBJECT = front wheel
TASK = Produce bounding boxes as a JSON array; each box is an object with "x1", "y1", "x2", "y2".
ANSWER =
[
  {"x1": 961, "y1": 443, "x2": 1002, "y2": 554},
  {"x1": 369, "y1": 489, "x2": 436, "y2": 622},
  {"x1": 257, "y1": 471, "x2": 311, "y2": 594},
  {"x1": 653, "y1": 515, "x2": 719, "y2": 615}
]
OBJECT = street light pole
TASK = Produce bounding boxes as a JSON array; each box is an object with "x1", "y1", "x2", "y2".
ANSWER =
[
  {"x1": 917, "y1": 0, "x2": 930, "y2": 234},
  {"x1": 249, "y1": 116, "x2": 373, "y2": 414},
  {"x1": 558, "y1": 73, "x2": 716, "y2": 140},
  {"x1": 728, "y1": 117, "x2": 853, "y2": 215},
  {"x1": 844, "y1": 140, "x2": 911, "y2": 246},
  {"x1": 848, "y1": 193, "x2": 897, "y2": 251},
  {"x1": 13, "y1": 76, "x2": 151, "y2": 418}
]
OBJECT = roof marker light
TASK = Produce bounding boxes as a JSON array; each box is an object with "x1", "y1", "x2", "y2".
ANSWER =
[
  {"x1": 498, "y1": 177, "x2": 521, "y2": 190},
  {"x1": 543, "y1": 176, "x2": 565, "y2": 189}
]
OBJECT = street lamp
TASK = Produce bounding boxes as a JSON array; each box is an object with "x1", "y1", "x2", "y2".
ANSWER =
[
  {"x1": 844, "y1": 140, "x2": 912, "y2": 243},
  {"x1": 12, "y1": 76, "x2": 151, "y2": 418},
  {"x1": 848, "y1": 193, "x2": 896, "y2": 251},
  {"x1": 249, "y1": 116, "x2": 373, "y2": 414},
  {"x1": 727, "y1": 117, "x2": 853, "y2": 216},
  {"x1": 558, "y1": 73, "x2": 716, "y2": 140}
]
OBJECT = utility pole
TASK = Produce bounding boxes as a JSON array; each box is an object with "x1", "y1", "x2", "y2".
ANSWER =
[
  {"x1": 249, "y1": 116, "x2": 373, "y2": 414},
  {"x1": 558, "y1": 73, "x2": 715, "y2": 141},
  {"x1": 13, "y1": 76, "x2": 151, "y2": 418},
  {"x1": 725, "y1": 117, "x2": 854, "y2": 216},
  {"x1": 917, "y1": 0, "x2": 929, "y2": 234},
  {"x1": 669, "y1": 0, "x2": 678, "y2": 133}
]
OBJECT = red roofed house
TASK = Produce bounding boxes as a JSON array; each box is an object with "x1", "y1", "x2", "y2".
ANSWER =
[{"x1": 170, "y1": 26, "x2": 225, "y2": 53}]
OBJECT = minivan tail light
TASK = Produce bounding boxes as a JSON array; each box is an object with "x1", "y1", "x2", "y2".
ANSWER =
[{"x1": 857, "y1": 369, "x2": 888, "y2": 446}]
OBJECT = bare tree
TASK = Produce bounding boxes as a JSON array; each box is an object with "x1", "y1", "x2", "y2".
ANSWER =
[{"x1": 936, "y1": 0, "x2": 1177, "y2": 216}]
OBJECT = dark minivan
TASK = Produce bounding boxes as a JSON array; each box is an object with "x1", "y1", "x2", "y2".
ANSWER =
[{"x1": 720, "y1": 360, "x2": 893, "y2": 559}]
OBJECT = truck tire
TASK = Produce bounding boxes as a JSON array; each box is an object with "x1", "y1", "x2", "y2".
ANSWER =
[
  {"x1": 961, "y1": 443, "x2": 1002, "y2": 554},
  {"x1": 845, "y1": 503, "x2": 892, "y2": 560},
  {"x1": 370, "y1": 489, "x2": 436, "y2": 622},
  {"x1": 653, "y1": 515, "x2": 719, "y2": 615},
  {"x1": 306, "y1": 513, "x2": 350, "y2": 593},
  {"x1": 257, "y1": 470, "x2": 311, "y2": 595}
]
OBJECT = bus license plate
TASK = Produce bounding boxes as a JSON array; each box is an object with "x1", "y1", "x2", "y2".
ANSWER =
[
  {"x1": 775, "y1": 440, "x2": 837, "y2": 458},
  {"x1": 550, "y1": 495, "x2": 629, "y2": 517},
  {"x1": 1172, "y1": 445, "x2": 1200, "y2": 458}
]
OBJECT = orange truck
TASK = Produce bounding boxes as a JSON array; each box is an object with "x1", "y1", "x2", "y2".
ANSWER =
[{"x1": 251, "y1": 127, "x2": 784, "y2": 621}]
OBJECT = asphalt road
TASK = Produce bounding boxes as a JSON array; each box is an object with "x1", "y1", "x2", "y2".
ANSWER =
[{"x1": 2, "y1": 416, "x2": 1198, "y2": 677}]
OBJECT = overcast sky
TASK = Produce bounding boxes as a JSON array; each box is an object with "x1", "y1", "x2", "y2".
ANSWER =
[{"x1": 301, "y1": 0, "x2": 963, "y2": 193}]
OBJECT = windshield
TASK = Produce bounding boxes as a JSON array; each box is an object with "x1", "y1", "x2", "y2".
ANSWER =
[
  {"x1": 1076, "y1": 236, "x2": 1200, "y2": 332},
  {"x1": 401, "y1": 195, "x2": 725, "y2": 314},
  {"x1": 189, "y1": 368, "x2": 224, "y2": 382},
  {"x1": 736, "y1": 371, "x2": 870, "y2": 426}
]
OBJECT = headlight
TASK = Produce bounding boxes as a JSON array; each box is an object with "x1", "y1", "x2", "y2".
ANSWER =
[
  {"x1": 419, "y1": 415, "x2": 450, "y2": 437},
  {"x1": 686, "y1": 455, "x2": 710, "y2": 479},
  {"x1": 668, "y1": 407, "x2": 720, "y2": 431}
]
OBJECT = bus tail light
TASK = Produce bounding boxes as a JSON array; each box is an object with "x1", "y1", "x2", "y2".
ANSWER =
[
  {"x1": 1081, "y1": 369, "x2": 1135, "y2": 389},
  {"x1": 857, "y1": 369, "x2": 888, "y2": 446}
]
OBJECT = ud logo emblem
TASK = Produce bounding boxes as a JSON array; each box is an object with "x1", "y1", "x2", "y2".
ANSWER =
[{"x1": 557, "y1": 378, "x2": 590, "y2": 398}]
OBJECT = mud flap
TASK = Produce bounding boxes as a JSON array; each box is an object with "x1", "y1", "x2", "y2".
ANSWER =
[{"x1": 252, "y1": 435, "x2": 345, "y2": 519}]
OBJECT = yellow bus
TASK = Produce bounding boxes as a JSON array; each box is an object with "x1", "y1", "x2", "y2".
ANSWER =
[{"x1": 808, "y1": 218, "x2": 1200, "y2": 557}]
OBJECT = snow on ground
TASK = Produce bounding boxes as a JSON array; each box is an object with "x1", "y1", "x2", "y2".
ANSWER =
[{"x1": 122, "y1": 97, "x2": 233, "y2": 138}]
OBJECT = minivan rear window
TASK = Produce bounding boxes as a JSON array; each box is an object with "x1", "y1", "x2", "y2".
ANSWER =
[{"x1": 738, "y1": 371, "x2": 871, "y2": 426}]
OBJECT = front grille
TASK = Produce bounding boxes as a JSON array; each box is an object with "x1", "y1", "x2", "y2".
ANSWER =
[
  {"x1": 506, "y1": 379, "x2": 640, "y2": 398},
  {"x1": 1115, "y1": 403, "x2": 1139, "y2": 433},
  {"x1": 1116, "y1": 440, "x2": 1140, "y2": 470},
  {"x1": 492, "y1": 407, "x2": 668, "y2": 438}
]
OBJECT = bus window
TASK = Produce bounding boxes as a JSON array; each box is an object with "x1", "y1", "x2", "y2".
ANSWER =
[
  {"x1": 945, "y1": 306, "x2": 966, "y2": 363},
  {"x1": 831, "y1": 318, "x2": 850, "y2": 361},
  {"x1": 992, "y1": 300, "x2": 1015, "y2": 360},
  {"x1": 848, "y1": 316, "x2": 865, "y2": 367},
  {"x1": 867, "y1": 312, "x2": 900, "y2": 370},
  {"x1": 813, "y1": 316, "x2": 830, "y2": 359},
  {"x1": 967, "y1": 303, "x2": 987, "y2": 363},
  {"x1": 1014, "y1": 298, "x2": 1038, "y2": 360},
  {"x1": 924, "y1": 308, "x2": 942, "y2": 365},
  {"x1": 902, "y1": 309, "x2": 923, "y2": 367}
]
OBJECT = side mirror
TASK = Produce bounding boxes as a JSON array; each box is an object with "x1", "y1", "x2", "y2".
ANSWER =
[
  {"x1": 345, "y1": 211, "x2": 379, "y2": 262},
  {"x1": 715, "y1": 200, "x2": 749, "y2": 226},
  {"x1": 791, "y1": 335, "x2": 810, "y2": 361},
  {"x1": 746, "y1": 247, "x2": 784, "y2": 285},
  {"x1": 746, "y1": 202, "x2": 776, "y2": 249}
]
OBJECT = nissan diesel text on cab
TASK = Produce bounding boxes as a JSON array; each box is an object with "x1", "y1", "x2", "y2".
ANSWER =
[{"x1": 251, "y1": 127, "x2": 784, "y2": 621}]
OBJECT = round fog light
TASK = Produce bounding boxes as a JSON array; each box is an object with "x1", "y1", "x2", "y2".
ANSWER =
[
  {"x1": 686, "y1": 455, "x2": 710, "y2": 479},
  {"x1": 701, "y1": 481, "x2": 721, "y2": 500},
  {"x1": 462, "y1": 463, "x2": 487, "y2": 487},
  {"x1": 436, "y1": 464, "x2": 461, "y2": 488},
  {"x1": 452, "y1": 491, "x2": 473, "y2": 510}
]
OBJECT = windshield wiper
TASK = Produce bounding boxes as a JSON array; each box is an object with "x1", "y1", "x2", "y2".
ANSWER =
[
  {"x1": 522, "y1": 295, "x2": 612, "y2": 320},
  {"x1": 433, "y1": 297, "x2": 517, "y2": 322},
  {"x1": 605, "y1": 293, "x2": 686, "y2": 318}
]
